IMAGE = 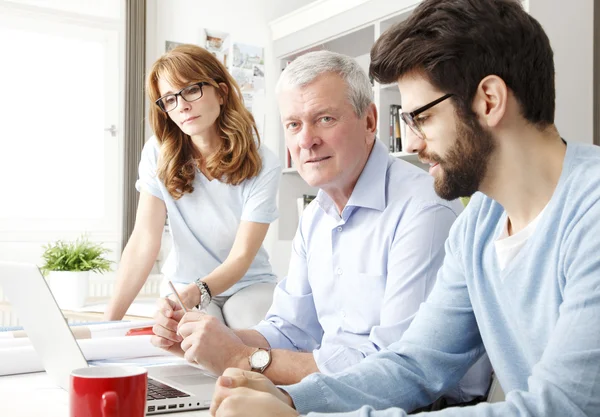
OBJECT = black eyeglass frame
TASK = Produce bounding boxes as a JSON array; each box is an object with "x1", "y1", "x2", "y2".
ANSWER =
[
  {"x1": 155, "y1": 81, "x2": 211, "y2": 112},
  {"x1": 400, "y1": 93, "x2": 454, "y2": 139}
]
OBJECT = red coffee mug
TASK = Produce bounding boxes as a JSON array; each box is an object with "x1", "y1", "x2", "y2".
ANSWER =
[{"x1": 70, "y1": 366, "x2": 147, "y2": 417}]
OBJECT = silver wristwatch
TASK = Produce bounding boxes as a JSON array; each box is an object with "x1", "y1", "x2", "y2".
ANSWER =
[
  {"x1": 249, "y1": 347, "x2": 271, "y2": 373},
  {"x1": 194, "y1": 279, "x2": 212, "y2": 310}
]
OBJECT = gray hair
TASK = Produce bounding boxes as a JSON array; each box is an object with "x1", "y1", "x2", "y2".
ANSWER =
[{"x1": 276, "y1": 50, "x2": 373, "y2": 117}]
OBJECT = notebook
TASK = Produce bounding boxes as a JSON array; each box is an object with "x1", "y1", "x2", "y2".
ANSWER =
[{"x1": 0, "y1": 261, "x2": 216, "y2": 415}]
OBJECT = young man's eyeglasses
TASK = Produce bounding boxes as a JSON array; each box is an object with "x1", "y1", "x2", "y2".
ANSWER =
[
  {"x1": 155, "y1": 82, "x2": 210, "y2": 113},
  {"x1": 400, "y1": 93, "x2": 454, "y2": 139}
]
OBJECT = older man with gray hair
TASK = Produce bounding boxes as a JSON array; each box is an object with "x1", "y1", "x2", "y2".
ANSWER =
[{"x1": 152, "y1": 50, "x2": 490, "y2": 406}]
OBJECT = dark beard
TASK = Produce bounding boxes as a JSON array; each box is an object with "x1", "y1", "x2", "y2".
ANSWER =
[{"x1": 430, "y1": 113, "x2": 496, "y2": 200}]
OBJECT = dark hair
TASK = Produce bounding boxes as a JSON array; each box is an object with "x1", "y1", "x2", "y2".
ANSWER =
[{"x1": 370, "y1": 0, "x2": 555, "y2": 127}]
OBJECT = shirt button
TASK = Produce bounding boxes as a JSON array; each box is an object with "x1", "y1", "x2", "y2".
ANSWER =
[
  {"x1": 337, "y1": 226, "x2": 342, "y2": 232},
  {"x1": 336, "y1": 267, "x2": 343, "y2": 275},
  {"x1": 341, "y1": 310, "x2": 346, "y2": 318}
]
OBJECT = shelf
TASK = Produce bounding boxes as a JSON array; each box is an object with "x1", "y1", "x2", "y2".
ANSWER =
[
  {"x1": 391, "y1": 151, "x2": 420, "y2": 163},
  {"x1": 380, "y1": 83, "x2": 398, "y2": 91},
  {"x1": 380, "y1": 9, "x2": 414, "y2": 33},
  {"x1": 282, "y1": 167, "x2": 299, "y2": 174}
]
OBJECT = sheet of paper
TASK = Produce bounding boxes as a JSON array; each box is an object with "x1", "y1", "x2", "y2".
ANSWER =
[
  {"x1": 73, "y1": 299, "x2": 157, "y2": 318},
  {"x1": 0, "y1": 320, "x2": 156, "y2": 349},
  {"x1": 88, "y1": 320, "x2": 155, "y2": 338},
  {"x1": 0, "y1": 337, "x2": 31, "y2": 349},
  {"x1": 90, "y1": 355, "x2": 188, "y2": 367},
  {"x1": 0, "y1": 335, "x2": 167, "y2": 376}
]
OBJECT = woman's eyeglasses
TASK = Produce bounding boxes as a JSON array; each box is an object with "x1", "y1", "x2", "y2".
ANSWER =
[{"x1": 155, "y1": 82, "x2": 210, "y2": 112}]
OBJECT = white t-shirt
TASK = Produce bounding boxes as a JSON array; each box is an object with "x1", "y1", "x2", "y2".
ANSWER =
[
  {"x1": 136, "y1": 137, "x2": 281, "y2": 297},
  {"x1": 494, "y1": 206, "x2": 547, "y2": 271}
]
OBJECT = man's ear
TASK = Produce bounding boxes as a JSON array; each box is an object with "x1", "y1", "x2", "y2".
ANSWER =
[
  {"x1": 365, "y1": 102, "x2": 378, "y2": 143},
  {"x1": 218, "y1": 82, "x2": 229, "y2": 105},
  {"x1": 472, "y1": 75, "x2": 508, "y2": 128}
]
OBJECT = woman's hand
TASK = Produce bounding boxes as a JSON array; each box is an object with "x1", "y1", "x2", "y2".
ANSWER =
[{"x1": 178, "y1": 282, "x2": 202, "y2": 310}]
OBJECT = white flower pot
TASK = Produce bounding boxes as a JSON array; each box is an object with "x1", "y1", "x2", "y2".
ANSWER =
[{"x1": 47, "y1": 271, "x2": 90, "y2": 310}]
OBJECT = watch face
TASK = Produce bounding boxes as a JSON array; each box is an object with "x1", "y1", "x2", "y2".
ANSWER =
[{"x1": 251, "y1": 350, "x2": 270, "y2": 368}]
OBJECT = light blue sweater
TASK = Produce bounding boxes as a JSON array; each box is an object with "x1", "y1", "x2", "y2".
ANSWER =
[{"x1": 284, "y1": 141, "x2": 600, "y2": 416}]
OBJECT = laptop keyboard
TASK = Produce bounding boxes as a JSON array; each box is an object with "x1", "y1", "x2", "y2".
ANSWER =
[{"x1": 147, "y1": 378, "x2": 191, "y2": 400}]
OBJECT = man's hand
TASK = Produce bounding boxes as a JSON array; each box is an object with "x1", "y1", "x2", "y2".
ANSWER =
[
  {"x1": 210, "y1": 368, "x2": 295, "y2": 415},
  {"x1": 178, "y1": 312, "x2": 252, "y2": 375},
  {"x1": 150, "y1": 297, "x2": 185, "y2": 356},
  {"x1": 212, "y1": 388, "x2": 299, "y2": 417}
]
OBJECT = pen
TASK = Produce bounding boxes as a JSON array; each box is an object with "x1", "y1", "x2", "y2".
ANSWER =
[{"x1": 168, "y1": 280, "x2": 189, "y2": 313}]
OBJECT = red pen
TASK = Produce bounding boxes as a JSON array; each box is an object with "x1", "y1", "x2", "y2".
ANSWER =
[{"x1": 125, "y1": 326, "x2": 154, "y2": 336}]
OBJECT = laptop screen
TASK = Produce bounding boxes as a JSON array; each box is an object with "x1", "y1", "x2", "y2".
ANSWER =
[{"x1": 0, "y1": 261, "x2": 88, "y2": 389}]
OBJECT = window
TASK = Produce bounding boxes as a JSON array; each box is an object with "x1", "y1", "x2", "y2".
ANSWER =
[{"x1": 0, "y1": 1, "x2": 122, "y2": 260}]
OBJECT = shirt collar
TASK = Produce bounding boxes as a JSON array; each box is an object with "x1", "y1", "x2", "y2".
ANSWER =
[{"x1": 316, "y1": 139, "x2": 389, "y2": 216}]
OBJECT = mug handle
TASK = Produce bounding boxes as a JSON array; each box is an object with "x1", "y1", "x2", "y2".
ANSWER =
[{"x1": 101, "y1": 391, "x2": 119, "y2": 417}]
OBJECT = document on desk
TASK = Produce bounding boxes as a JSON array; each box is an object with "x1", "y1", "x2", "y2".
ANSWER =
[
  {"x1": 0, "y1": 335, "x2": 169, "y2": 376},
  {"x1": 0, "y1": 320, "x2": 156, "y2": 344},
  {"x1": 72, "y1": 299, "x2": 158, "y2": 318}
]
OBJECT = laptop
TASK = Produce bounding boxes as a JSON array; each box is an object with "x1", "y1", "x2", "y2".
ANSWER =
[{"x1": 0, "y1": 261, "x2": 216, "y2": 415}]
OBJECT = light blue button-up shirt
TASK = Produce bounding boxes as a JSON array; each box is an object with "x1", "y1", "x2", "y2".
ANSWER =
[{"x1": 254, "y1": 140, "x2": 491, "y2": 402}]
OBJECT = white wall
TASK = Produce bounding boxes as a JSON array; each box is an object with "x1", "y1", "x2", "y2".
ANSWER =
[
  {"x1": 145, "y1": 0, "x2": 313, "y2": 147},
  {"x1": 529, "y1": 0, "x2": 594, "y2": 143},
  {"x1": 145, "y1": 0, "x2": 314, "y2": 257}
]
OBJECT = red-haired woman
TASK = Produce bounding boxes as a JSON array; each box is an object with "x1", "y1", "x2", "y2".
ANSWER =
[{"x1": 104, "y1": 45, "x2": 280, "y2": 330}]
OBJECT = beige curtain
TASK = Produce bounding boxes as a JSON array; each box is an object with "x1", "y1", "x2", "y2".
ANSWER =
[{"x1": 122, "y1": 0, "x2": 146, "y2": 250}]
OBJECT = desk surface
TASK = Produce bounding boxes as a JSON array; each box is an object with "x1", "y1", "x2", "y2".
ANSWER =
[{"x1": 0, "y1": 371, "x2": 210, "y2": 416}]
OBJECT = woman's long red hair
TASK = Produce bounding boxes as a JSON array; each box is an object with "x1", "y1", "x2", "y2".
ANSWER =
[{"x1": 146, "y1": 44, "x2": 262, "y2": 199}]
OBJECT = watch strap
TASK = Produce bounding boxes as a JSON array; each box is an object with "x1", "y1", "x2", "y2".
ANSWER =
[{"x1": 194, "y1": 279, "x2": 212, "y2": 309}]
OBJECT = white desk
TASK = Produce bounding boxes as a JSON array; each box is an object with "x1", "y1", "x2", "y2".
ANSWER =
[{"x1": 0, "y1": 371, "x2": 210, "y2": 416}]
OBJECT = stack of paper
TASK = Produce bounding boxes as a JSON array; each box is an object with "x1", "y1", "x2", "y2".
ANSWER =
[
  {"x1": 0, "y1": 321, "x2": 174, "y2": 376},
  {"x1": 71, "y1": 299, "x2": 158, "y2": 318}
]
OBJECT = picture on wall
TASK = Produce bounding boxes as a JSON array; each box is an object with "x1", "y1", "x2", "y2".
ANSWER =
[
  {"x1": 231, "y1": 42, "x2": 265, "y2": 113},
  {"x1": 165, "y1": 40, "x2": 185, "y2": 52},
  {"x1": 199, "y1": 28, "x2": 231, "y2": 67},
  {"x1": 232, "y1": 43, "x2": 264, "y2": 70}
]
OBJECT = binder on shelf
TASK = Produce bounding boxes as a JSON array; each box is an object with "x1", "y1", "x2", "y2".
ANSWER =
[
  {"x1": 389, "y1": 104, "x2": 402, "y2": 152},
  {"x1": 303, "y1": 194, "x2": 316, "y2": 206},
  {"x1": 296, "y1": 194, "x2": 316, "y2": 220},
  {"x1": 389, "y1": 105, "x2": 395, "y2": 152},
  {"x1": 399, "y1": 115, "x2": 407, "y2": 152}
]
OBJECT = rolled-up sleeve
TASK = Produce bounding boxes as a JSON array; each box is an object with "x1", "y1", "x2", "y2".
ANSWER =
[{"x1": 253, "y1": 219, "x2": 323, "y2": 351}]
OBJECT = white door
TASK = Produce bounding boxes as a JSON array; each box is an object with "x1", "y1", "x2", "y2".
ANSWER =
[{"x1": 0, "y1": 3, "x2": 122, "y2": 262}]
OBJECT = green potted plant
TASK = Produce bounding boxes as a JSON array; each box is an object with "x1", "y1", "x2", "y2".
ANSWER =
[{"x1": 40, "y1": 237, "x2": 113, "y2": 309}]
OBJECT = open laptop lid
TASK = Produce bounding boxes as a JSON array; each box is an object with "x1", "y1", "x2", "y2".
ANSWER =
[{"x1": 0, "y1": 261, "x2": 88, "y2": 389}]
